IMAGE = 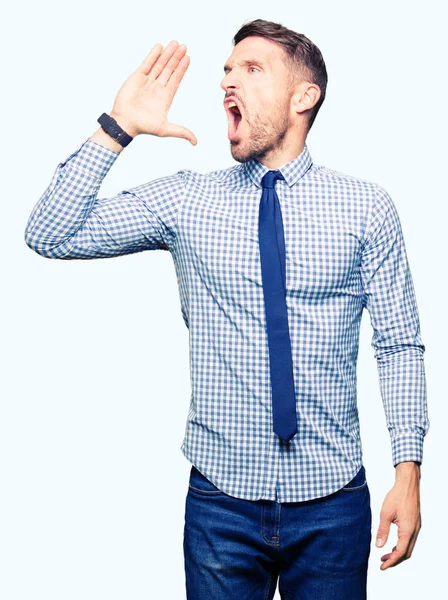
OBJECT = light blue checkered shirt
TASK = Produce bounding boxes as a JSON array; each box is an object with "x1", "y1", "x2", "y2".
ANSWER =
[{"x1": 24, "y1": 137, "x2": 430, "y2": 502}]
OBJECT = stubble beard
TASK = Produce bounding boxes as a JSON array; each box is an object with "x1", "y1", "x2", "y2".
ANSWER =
[{"x1": 230, "y1": 104, "x2": 290, "y2": 164}]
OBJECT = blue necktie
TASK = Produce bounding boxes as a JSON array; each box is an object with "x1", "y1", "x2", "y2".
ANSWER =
[{"x1": 258, "y1": 170, "x2": 298, "y2": 443}]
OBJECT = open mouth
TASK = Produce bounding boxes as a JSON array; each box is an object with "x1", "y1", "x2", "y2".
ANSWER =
[{"x1": 227, "y1": 103, "x2": 243, "y2": 140}]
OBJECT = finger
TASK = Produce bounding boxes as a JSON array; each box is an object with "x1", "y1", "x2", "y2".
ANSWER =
[
  {"x1": 380, "y1": 551, "x2": 406, "y2": 569},
  {"x1": 137, "y1": 43, "x2": 163, "y2": 76},
  {"x1": 397, "y1": 527, "x2": 419, "y2": 562},
  {"x1": 376, "y1": 512, "x2": 392, "y2": 548},
  {"x1": 380, "y1": 534, "x2": 412, "y2": 570},
  {"x1": 157, "y1": 44, "x2": 187, "y2": 87},
  {"x1": 165, "y1": 54, "x2": 191, "y2": 101},
  {"x1": 149, "y1": 40, "x2": 180, "y2": 81},
  {"x1": 162, "y1": 121, "x2": 197, "y2": 145},
  {"x1": 380, "y1": 544, "x2": 397, "y2": 562}
]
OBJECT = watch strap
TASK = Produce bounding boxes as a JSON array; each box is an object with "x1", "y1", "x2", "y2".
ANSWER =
[{"x1": 97, "y1": 112, "x2": 134, "y2": 147}]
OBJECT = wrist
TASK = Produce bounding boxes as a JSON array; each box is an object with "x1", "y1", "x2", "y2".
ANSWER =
[
  {"x1": 110, "y1": 111, "x2": 139, "y2": 138},
  {"x1": 395, "y1": 461, "x2": 421, "y2": 480},
  {"x1": 89, "y1": 126, "x2": 124, "y2": 153}
]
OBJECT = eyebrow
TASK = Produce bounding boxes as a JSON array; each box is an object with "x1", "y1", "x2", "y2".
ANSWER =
[{"x1": 223, "y1": 58, "x2": 267, "y2": 74}]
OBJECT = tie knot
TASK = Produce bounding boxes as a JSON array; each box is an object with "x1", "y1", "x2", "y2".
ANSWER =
[{"x1": 261, "y1": 170, "x2": 285, "y2": 189}]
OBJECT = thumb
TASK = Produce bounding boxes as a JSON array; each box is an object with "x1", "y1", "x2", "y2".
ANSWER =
[
  {"x1": 163, "y1": 121, "x2": 197, "y2": 146},
  {"x1": 376, "y1": 514, "x2": 391, "y2": 548}
]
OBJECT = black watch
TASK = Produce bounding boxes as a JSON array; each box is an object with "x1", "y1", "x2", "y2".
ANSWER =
[{"x1": 97, "y1": 112, "x2": 134, "y2": 147}]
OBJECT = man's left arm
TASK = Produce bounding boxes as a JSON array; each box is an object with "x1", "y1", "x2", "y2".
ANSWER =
[{"x1": 360, "y1": 184, "x2": 430, "y2": 570}]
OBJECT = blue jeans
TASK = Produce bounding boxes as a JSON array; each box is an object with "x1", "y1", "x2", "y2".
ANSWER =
[{"x1": 183, "y1": 464, "x2": 372, "y2": 599}]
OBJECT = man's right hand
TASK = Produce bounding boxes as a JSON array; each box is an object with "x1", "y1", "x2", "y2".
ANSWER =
[{"x1": 109, "y1": 40, "x2": 197, "y2": 145}]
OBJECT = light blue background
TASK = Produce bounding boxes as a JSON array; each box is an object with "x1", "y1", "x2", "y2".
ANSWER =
[{"x1": 2, "y1": 0, "x2": 446, "y2": 598}]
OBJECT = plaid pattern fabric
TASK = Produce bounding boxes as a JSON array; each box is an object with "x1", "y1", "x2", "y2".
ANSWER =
[{"x1": 24, "y1": 137, "x2": 430, "y2": 502}]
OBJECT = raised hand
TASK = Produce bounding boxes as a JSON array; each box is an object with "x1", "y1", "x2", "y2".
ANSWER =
[{"x1": 110, "y1": 41, "x2": 197, "y2": 145}]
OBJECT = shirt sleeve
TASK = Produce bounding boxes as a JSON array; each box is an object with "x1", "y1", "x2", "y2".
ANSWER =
[
  {"x1": 24, "y1": 137, "x2": 187, "y2": 258},
  {"x1": 360, "y1": 184, "x2": 430, "y2": 467}
]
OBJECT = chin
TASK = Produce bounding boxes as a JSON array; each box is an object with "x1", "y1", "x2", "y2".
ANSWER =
[
  {"x1": 231, "y1": 142, "x2": 262, "y2": 164},
  {"x1": 230, "y1": 148, "x2": 247, "y2": 163}
]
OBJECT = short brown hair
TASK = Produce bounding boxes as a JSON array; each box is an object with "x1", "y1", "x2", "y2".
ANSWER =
[{"x1": 232, "y1": 19, "x2": 328, "y2": 133}]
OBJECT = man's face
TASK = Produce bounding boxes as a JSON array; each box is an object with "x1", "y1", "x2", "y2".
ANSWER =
[{"x1": 220, "y1": 36, "x2": 294, "y2": 163}]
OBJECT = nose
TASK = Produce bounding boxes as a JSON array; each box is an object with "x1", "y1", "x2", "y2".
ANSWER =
[{"x1": 220, "y1": 72, "x2": 240, "y2": 93}]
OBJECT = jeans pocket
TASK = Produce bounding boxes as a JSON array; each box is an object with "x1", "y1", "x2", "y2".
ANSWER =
[
  {"x1": 339, "y1": 465, "x2": 368, "y2": 492},
  {"x1": 188, "y1": 465, "x2": 225, "y2": 496}
]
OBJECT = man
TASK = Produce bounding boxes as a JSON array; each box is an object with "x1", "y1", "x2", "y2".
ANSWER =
[{"x1": 24, "y1": 18, "x2": 429, "y2": 600}]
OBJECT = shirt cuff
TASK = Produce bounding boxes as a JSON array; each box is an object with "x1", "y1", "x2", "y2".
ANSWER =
[
  {"x1": 391, "y1": 430, "x2": 425, "y2": 467},
  {"x1": 63, "y1": 137, "x2": 121, "y2": 180}
]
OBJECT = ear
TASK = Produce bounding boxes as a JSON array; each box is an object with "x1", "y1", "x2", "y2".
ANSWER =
[{"x1": 292, "y1": 82, "x2": 321, "y2": 115}]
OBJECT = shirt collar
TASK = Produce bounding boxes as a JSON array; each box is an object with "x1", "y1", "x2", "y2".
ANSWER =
[{"x1": 243, "y1": 142, "x2": 313, "y2": 188}]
